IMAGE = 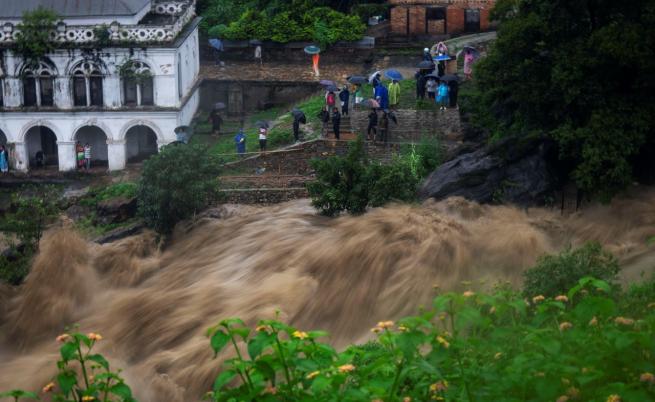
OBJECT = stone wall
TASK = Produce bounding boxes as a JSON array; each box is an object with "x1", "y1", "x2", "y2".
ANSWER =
[
  {"x1": 389, "y1": 0, "x2": 496, "y2": 36},
  {"x1": 220, "y1": 188, "x2": 309, "y2": 204}
]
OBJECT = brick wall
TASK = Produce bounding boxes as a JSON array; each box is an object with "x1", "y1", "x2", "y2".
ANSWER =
[
  {"x1": 390, "y1": 7, "x2": 408, "y2": 35},
  {"x1": 446, "y1": 7, "x2": 465, "y2": 35},
  {"x1": 480, "y1": 8, "x2": 491, "y2": 31},
  {"x1": 408, "y1": 7, "x2": 427, "y2": 35}
]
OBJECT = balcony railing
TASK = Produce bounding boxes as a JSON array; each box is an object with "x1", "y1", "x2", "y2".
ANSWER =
[{"x1": 0, "y1": 1, "x2": 195, "y2": 45}]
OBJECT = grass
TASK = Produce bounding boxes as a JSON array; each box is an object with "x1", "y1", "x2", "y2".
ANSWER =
[
  {"x1": 78, "y1": 182, "x2": 137, "y2": 208},
  {"x1": 189, "y1": 93, "x2": 329, "y2": 163},
  {"x1": 74, "y1": 215, "x2": 141, "y2": 238}
]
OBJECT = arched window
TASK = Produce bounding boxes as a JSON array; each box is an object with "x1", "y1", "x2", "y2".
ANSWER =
[
  {"x1": 72, "y1": 61, "x2": 103, "y2": 107},
  {"x1": 121, "y1": 61, "x2": 154, "y2": 106},
  {"x1": 23, "y1": 61, "x2": 55, "y2": 107}
]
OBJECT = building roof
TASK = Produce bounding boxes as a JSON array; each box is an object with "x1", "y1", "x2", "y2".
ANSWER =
[{"x1": 1, "y1": 0, "x2": 151, "y2": 19}]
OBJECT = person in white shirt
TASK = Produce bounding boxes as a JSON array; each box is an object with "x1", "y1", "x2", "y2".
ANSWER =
[
  {"x1": 84, "y1": 143, "x2": 92, "y2": 170},
  {"x1": 258, "y1": 127, "x2": 267, "y2": 151}
]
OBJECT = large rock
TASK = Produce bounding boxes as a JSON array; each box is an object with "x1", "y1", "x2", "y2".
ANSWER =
[
  {"x1": 95, "y1": 197, "x2": 137, "y2": 225},
  {"x1": 419, "y1": 135, "x2": 558, "y2": 206}
]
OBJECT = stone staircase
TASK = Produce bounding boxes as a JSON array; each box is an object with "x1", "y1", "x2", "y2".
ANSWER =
[{"x1": 325, "y1": 114, "x2": 358, "y2": 141}]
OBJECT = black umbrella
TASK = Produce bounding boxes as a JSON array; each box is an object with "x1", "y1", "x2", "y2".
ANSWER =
[
  {"x1": 424, "y1": 73, "x2": 440, "y2": 80},
  {"x1": 255, "y1": 120, "x2": 270, "y2": 129},
  {"x1": 174, "y1": 125, "x2": 192, "y2": 134},
  {"x1": 417, "y1": 60, "x2": 434, "y2": 69},
  {"x1": 326, "y1": 85, "x2": 339, "y2": 92},
  {"x1": 214, "y1": 102, "x2": 226, "y2": 110},
  {"x1": 347, "y1": 75, "x2": 367, "y2": 85},
  {"x1": 440, "y1": 74, "x2": 460, "y2": 82}
]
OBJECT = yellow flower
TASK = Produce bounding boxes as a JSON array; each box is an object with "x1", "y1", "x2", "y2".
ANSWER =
[
  {"x1": 640, "y1": 372, "x2": 655, "y2": 384},
  {"x1": 338, "y1": 364, "x2": 355, "y2": 373},
  {"x1": 403, "y1": 398, "x2": 411, "y2": 402},
  {"x1": 82, "y1": 397, "x2": 95, "y2": 402},
  {"x1": 532, "y1": 295, "x2": 545, "y2": 304},
  {"x1": 555, "y1": 295, "x2": 569, "y2": 303},
  {"x1": 87, "y1": 333, "x2": 103, "y2": 341},
  {"x1": 559, "y1": 322, "x2": 573, "y2": 332},
  {"x1": 371, "y1": 327, "x2": 382, "y2": 334},
  {"x1": 430, "y1": 380, "x2": 448, "y2": 392},
  {"x1": 614, "y1": 317, "x2": 634, "y2": 326},
  {"x1": 556, "y1": 396, "x2": 569, "y2": 402},
  {"x1": 463, "y1": 290, "x2": 475, "y2": 298},
  {"x1": 42, "y1": 382, "x2": 55, "y2": 393},
  {"x1": 56, "y1": 334, "x2": 71, "y2": 343},
  {"x1": 398, "y1": 325, "x2": 408, "y2": 332},
  {"x1": 606, "y1": 395, "x2": 621, "y2": 402},
  {"x1": 494, "y1": 352, "x2": 502, "y2": 360},
  {"x1": 292, "y1": 331, "x2": 309, "y2": 340},
  {"x1": 589, "y1": 316, "x2": 598, "y2": 326},
  {"x1": 306, "y1": 371, "x2": 320, "y2": 379},
  {"x1": 436, "y1": 336, "x2": 450, "y2": 349},
  {"x1": 377, "y1": 321, "x2": 394, "y2": 329},
  {"x1": 256, "y1": 325, "x2": 270, "y2": 332},
  {"x1": 489, "y1": 306, "x2": 496, "y2": 314}
]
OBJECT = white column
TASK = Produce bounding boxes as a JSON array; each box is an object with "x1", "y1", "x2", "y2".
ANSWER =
[
  {"x1": 57, "y1": 141, "x2": 77, "y2": 171},
  {"x1": 12, "y1": 141, "x2": 29, "y2": 172},
  {"x1": 107, "y1": 140, "x2": 126, "y2": 171}
]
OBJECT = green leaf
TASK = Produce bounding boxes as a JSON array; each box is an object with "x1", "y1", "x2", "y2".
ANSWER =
[
  {"x1": 247, "y1": 332, "x2": 275, "y2": 360},
  {"x1": 57, "y1": 371, "x2": 77, "y2": 396},
  {"x1": 213, "y1": 370, "x2": 237, "y2": 391},
  {"x1": 0, "y1": 390, "x2": 39, "y2": 399},
  {"x1": 60, "y1": 342, "x2": 78, "y2": 361},
  {"x1": 210, "y1": 330, "x2": 231, "y2": 357},
  {"x1": 87, "y1": 354, "x2": 110, "y2": 370},
  {"x1": 110, "y1": 382, "x2": 133, "y2": 399},
  {"x1": 540, "y1": 337, "x2": 561, "y2": 355}
]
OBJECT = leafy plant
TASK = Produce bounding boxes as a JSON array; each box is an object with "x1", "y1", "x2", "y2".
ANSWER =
[
  {"x1": 523, "y1": 242, "x2": 621, "y2": 299},
  {"x1": 350, "y1": 3, "x2": 390, "y2": 23},
  {"x1": 205, "y1": 277, "x2": 655, "y2": 401},
  {"x1": 14, "y1": 7, "x2": 59, "y2": 63},
  {"x1": 93, "y1": 25, "x2": 111, "y2": 47},
  {"x1": 1, "y1": 331, "x2": 136, "y2": 401},
  {"x1": 137, "y1": 144, "x2": 221, "y2": 234},
  {"x1": 116, "y1": 60, "x2": 152, "y2": 84}
]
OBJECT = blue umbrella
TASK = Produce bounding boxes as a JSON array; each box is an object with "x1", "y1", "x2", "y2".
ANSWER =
[
  {"x1": 434, "y1": 54, "x2": 451, "y2": 62},
  {"x1": 304, "y1": 45, "x2": 321, "y2": 55},
  {"x1": 209, "y1": 39, "x2": 224, "y2": 51},
  {"x1": 384, "y1": 69, "x2": 404, "y2": 81}
]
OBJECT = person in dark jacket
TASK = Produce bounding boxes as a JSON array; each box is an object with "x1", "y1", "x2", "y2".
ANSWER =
[
  {"x1": 318, "y1": 106, "x2": 330, "y2": 138},
  {"x1": 367, "y1": 109, "x2": 378, "y2": 141},
  {"x1": 331, "y1": 108, "x2": 341, "y2": 140},
  {"x1": 448, "y1": 79, "x2": 459, "y2": 108},
  {"x1": 339, "y1": 86, "x2": 350, "y2": 116},
  {"x1": 415, "y1": 70, "x2": 426, "y2": 100},
  {"x1": 379, "y1": 111, "x2": 389, "y2": 144},
  {"x1": 293, "y1": 114, "x2": 302, "y2": 142},
  {"x1": 422, "y1": 48, "x2": 432, "y2": 61},
  {"x1": 208, "y1": 110, "x2": 223, "y2": 136}
]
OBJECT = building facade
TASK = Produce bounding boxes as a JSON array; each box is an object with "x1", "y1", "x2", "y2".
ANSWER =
[
  {"x1": 0, "y1": 0, "x2": 200, "y2": 172},
  {"x1": 389, "y1": 0, "x2": 496, "y2": 37}
]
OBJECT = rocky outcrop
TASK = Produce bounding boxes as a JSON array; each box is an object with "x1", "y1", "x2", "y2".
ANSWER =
[
  {"x1": 95, "y1": 197, "x2": 137, "y2": 225},
  {"x1": 419, "y1": 135, "x2": 558, "y2": 206}
]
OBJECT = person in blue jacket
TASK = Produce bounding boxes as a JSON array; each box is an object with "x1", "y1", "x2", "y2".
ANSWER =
[
  {"x1": 374, "y1": 83, "x2": 390, "y2": 110},
  {"x1": 436, "y1": 81, "x2": 450, "y2": 111},
  {"x1": 234, "y1": 129, "x2": 246, "y2": 155}
]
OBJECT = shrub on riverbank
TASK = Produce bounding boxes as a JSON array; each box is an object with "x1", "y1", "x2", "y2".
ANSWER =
[{"x1": 137, "y1": 144, "x2": 221, "y2": 235}]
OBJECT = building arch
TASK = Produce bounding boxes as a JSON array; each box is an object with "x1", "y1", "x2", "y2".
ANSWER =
[
  {"x1": 74, "y1": 125, "x2": 109, "y2": 167},
  {"x1": 18, "y1": 120, "x2": 61, "y2": 143},
  {"x1": 0, "y1": 128, "x2": 7, "y2": 146},
  {"x1": 119, "y1": 59, "x2": 155, "y2": 106},
  {"x1": 118, "y1": 119, "x2": 163, "y2": 142},
  {"x1": 24, "y1": 125, "x2": 59, "y2": 168},
  {"x1": 65, "y1": 56, "x2": 109, "y2": 76},
  {"x1": 124, "y1": 124, "x2": 160, "y2": 163}
]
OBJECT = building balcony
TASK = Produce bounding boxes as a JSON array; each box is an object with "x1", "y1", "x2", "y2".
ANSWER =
[{"x1": 0, "y1": 1, "x2": 195, "y2": 47}]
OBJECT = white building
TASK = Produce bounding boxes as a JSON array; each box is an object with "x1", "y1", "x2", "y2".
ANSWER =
[{"x1": 0, "y1": 0, "x2": 200, "y2": 171}]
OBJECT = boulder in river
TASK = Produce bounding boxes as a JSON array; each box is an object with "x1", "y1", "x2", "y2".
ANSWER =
[
  {"x1": 95, "y1": 197, "x2": 137, "y2": 225},
  {"x1": 419, "y1": 135, "x2": 559, "y2": 206}
]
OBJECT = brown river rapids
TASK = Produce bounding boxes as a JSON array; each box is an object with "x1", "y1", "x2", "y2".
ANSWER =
[{"x1": 1, "y1": 190, "x2": 654, "y2": 401}]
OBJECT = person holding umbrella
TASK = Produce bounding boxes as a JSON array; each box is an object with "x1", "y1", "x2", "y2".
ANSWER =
[
  {"x1": 331, "y1": 107, "x2": 341, "y2": 140},
  {"x1": 448, "y1": 78, "x2": 459, "y2": 108},
  {"x1": 367, "y1": 108, "x2": 378, "y2": 141},
  {"x1": 208, "y1": 109, "x2": 223, "y2": 137},
  {"x1": 464, "y1": 49, "x2": 475, "y2": 80},
  {"x1": 292, "y1": 109, "x2": 306, "y2": 143},
  {"x1": 339, "y1": 85, "x2": 350, "y2": 116},
  {"x1": 389, "y1": 79, "x2": 401, "y2": 107},
  {"x1": 415, "y1": 70, "x2": 426, "y2": 100},
  {"x1": 234, "y1": 128, "x2": 246, "y2": 156}
]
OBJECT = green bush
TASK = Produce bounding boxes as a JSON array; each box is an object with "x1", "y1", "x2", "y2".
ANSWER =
[
  {"x1": 202, "y1": 277, "x2": 655, "y2": 402},
  {"x1": 15, "y1": 7, "x2": 59, "y2": 62},
  {"x1": 522, "y1": 242, "x2": 621, "y2": 299},
  {"x1": 267, "y1": 127, "x2": 294, "y2": 148},
  {"x1": 307, "y1": 137, "x2": 420, "y2": 216},
  {"x1": 80, "y1": 182, "x2": 137, "y2": 208},
  {"x1": 137, "y1": 144, "x2": 221, "y2": 235},
  {"x1": 350, "y1": 3, "x2": 390, "y2": 23},
  {"x1": 401, "y1": 138, "x2": 443, "y2": 180}
]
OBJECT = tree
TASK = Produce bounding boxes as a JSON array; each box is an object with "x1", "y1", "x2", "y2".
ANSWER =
[
  {"x1": 15, "y1": 7, "x2": 59, "y2": 63},
  {"x1": 474, "y1": 0, "x2": 655, "y2": 200},
  {"x1": 137, "y1": 144, "x2": 222, "y2": 234}
]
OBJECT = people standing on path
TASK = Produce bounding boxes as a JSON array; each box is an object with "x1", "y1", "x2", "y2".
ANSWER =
[
  {"x1": 426, "y1": 78, "x2": 437, "y2": 100},
  {"x1": 389, "y1": 79, "x2": 401, "y2": 107},
  {"x1": 437, "y1": 81, "x2": 450, "y2": 111},
  {"x1": 234, "y1": 129, "x2": 246, "y2": 156},
  {"x1": 331, "y1": 107, "x2": 341, "y2": 140},
  {"x1": 84, "y1": 143, "x2": 92, "y2": 170},
  {"x1": 375, "y1": 83, "x2": 389, "y2": 110},
  {"x1": 423, "y1": 48, "x2": 432, "y2": 61},
  {"x1": 464, "y1": 49, "x2": 475, "y2": 80},
  {"x1": 339, "y1": 85, "x2": 350, "y2": 116},
  {"x1": 293, "y1": 113, "x2": 302, "y2": 143},
  {"x1": 437, "y1": 60, "x2": 445, "y2": 77},
  {"x1": 254, "y1": 45, "x2": 262, "y2": 67},
  {"x1": 415, "y1": 70, "x2": 426, "y2": 100},
  {"x1": 367, "y1": 108, "x2": 378, "y2": 141},
  {"x1": 258, "y1": 126, "x2": 268, "y2": 151},
  {"x1": 379, "y1": 111, "x2": 390, "y2": 144},
  {"x1": 371, "y1": 73, "x2": 381, "y2": 95},
  {"x1": 448, "y1": 79, "x2": 459, "y2": 108},
  {"x1": 318, "y1": 106, "x2": 330, "y2": 138},
  {"x1": 208, "y1": 109, "x2": 223, "y2": 137},
  {"x1": 76, "y1": 142, "x2": 85, "y2": 169},
  {"x1": 0, "y1": 145, "x2": 8, "y2": 173},
  {"x1": 326, "y1": 90, "x2": 336, "y2": 109}
]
